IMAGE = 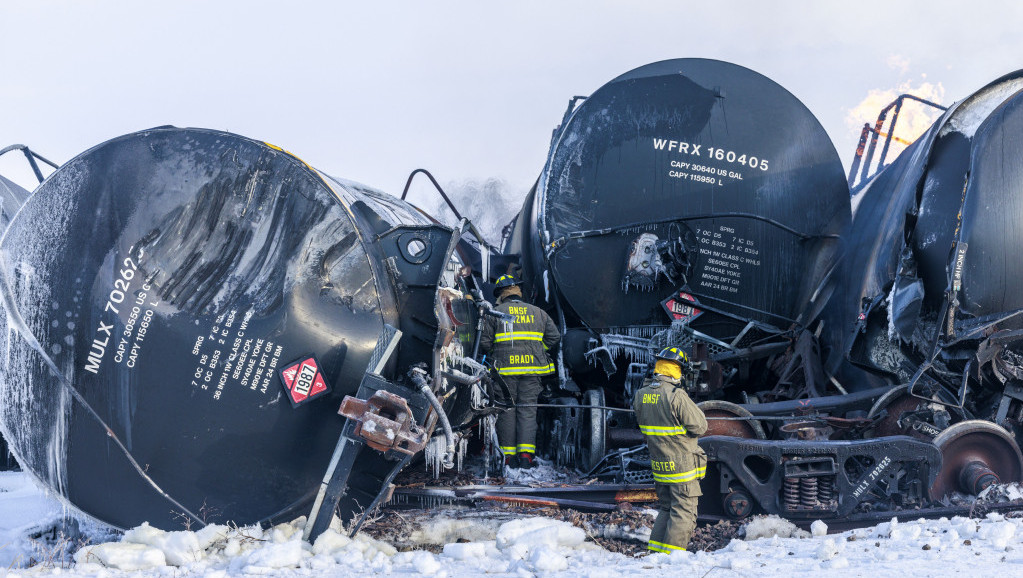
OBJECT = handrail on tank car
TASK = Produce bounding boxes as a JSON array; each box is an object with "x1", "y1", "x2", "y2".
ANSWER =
[
  {"x1": 0, "y1": 144, "x2": 60, "y2": 184},
  {"x1": 400, "y1": 168, "x2": 464, "y2": 221},
  {"x1": 399, "y1": 169, "x2": 502, "y2": 259},
  {"x1": 550, "y1": 96, "x2": 588, "y2": 148},
  {"x1": 847, "y1": 94, "x2": 946, "y2": 192}
]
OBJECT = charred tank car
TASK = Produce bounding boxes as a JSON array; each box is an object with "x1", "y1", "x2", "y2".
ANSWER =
[
  {"x1": 822, "y1": 71, "x2": 1023, "y2": 499},
  {"x1": 0, "y1": 127, "x2": 486, "y2": 532},
  {"x1": 502, "y1": 58, "x2": 852, "y2": 467}
]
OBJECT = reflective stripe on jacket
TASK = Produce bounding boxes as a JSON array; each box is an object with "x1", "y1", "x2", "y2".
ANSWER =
[
  {"x1": 479, "y1": 296, "x2": 560, "y2": 376},
  {"x1": 632, "y1": 374, "x2": 708, "y2": 493}
]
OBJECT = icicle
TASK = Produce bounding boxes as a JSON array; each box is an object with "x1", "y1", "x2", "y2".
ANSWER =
[
  {"x1": 470, "y1": 381, "x2": 485, "y2": 410},
  {"x1": 424, "y1": 435, "x2": 449, "y2": 478},
  {"x1": 455, "y1": 437, "x2": 468, "y2": 472},
  {"x1": 482, "y1": 414, "x2": 498, "y2": 480}
]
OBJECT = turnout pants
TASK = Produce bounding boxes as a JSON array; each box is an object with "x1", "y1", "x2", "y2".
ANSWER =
[
  {"x1": 494, "y1": 374, "x2": 543, "y2": 456},
  {"x1": 649, "y1": 482, "x2": 698, "y2": 553}
]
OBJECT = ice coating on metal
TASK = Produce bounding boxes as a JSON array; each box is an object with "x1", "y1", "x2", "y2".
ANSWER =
[
  {"x1": 0, "y1": 160, "x2": 86, "y2": 500},
  {"x1": 938, "y1": 77, "x2": 1023, "y2": 139},
  {"x1": 534, "y1": 58, "x2": 850, "y2": 331},
  {"x1": 0, "y1": 127, "x2": 416, "y2": 530}
]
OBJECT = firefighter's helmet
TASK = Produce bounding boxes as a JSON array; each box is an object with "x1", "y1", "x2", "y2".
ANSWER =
[
  {"x1": 493, "y1": 273, "x2": 522, "y2": 298},
  {"x1": 654, "y1": 346, "x2": 689, "y2": 365}
]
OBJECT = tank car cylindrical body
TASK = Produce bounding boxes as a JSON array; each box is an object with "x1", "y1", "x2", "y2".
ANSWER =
[
  {"x1": 0, "y1": 127, "x2": 472, "y2": 530},
  {"x1": 505, "y1": 59, "x2": 850, "y2": 399},
  {"x1": 827, "y1": 71, "x2": 1023, "y2": 405}
]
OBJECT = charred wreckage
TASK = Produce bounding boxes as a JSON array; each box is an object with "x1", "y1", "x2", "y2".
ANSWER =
[{"x1": 3, "y1": 59, "x2": 1023, "y2": 539}]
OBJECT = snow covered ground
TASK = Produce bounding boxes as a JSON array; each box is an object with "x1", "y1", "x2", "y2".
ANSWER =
[
  {"x1": 3, "y1": 470, "x2": 1023, "y2": 576},
  {"x1": 0, "y1": 471, "x2": 69, "y2": 569}
]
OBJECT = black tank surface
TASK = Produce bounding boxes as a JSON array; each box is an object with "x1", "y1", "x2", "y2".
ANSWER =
[
  {"x1": 0, "y1": 127, "x2": 433, "y2": 530},
  {"x1": 825, "y1": 71, "x2": 1023, "y2": 386},
  {"x1": 518, "y1": 59, "x2": 849, "y2": 336}
]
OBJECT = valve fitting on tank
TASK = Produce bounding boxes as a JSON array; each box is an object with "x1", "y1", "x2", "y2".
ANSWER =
[{"x1": 410, "y1": 366, "x2": 456, "y2": 469}]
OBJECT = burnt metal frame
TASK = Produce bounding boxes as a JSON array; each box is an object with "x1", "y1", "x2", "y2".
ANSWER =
[{"x1": 847, "y1": 94, "x2": 947, "y2": 191}]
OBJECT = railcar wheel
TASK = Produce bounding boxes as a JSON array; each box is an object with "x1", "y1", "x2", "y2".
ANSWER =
[
  {"x1": 698, "y1": 400, "x2": 766, "y2": 439},
  {"x1": 930, "y1": 420, "x2": 1023, "y2": 500},
  {"x1": 543, "y1": 397, "x2": 581, "y2": 467},
  {"x1": 866, "y1": 384, "x2": 964, "y2": 440},
  {"x1": 580, "y1": 389, "x2": 608, "y2": 473}
]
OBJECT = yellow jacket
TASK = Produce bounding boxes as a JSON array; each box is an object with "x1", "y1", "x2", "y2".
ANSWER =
[{"x1": 632, "y1": 374, "x2": 708, "y2": 494}]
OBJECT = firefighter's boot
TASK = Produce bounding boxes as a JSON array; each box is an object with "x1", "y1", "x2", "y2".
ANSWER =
[{"x1": 519, "y1": 453, "x2": 538, "y2": 469}]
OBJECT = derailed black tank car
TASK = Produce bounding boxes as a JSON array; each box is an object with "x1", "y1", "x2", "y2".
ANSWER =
[
  {"x1": 0, "y1": 127, "x2": 485, "y2": 531},
  {"x1": 821, "y1": 71, "x2": 1023, "y2": 501},
  {"x1": 501, "y1": 59, "x2": 852, "y2": 468}
]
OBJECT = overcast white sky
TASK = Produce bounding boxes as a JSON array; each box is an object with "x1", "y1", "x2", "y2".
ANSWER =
[{"x1": 2, "y1": 1, "x2": 1022, "y2": 204}]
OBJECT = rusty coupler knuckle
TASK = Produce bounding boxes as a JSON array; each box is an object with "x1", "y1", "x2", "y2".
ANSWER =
[{"x1": 339, "y1": 390, "x2": 427, "y2": 455}]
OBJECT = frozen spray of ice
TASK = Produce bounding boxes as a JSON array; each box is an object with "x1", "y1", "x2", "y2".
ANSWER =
[{"x1": 940, "y1": 77, "x2": 1023, "y2": 139}]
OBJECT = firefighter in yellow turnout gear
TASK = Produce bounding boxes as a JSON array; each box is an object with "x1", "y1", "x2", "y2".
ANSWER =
[
  {"x1": 633, "y1": 346, "x2": 708, "y2": 553},
  {"x1": 480, "y1": 274, "x2": 560, "y2": 469}
]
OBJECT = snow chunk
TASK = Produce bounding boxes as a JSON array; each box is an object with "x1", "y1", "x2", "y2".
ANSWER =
[
  {"x1": 890, "y1": 521, "x2": 922, "y2": 541},
  {"x1": 354, "y1": 531, "x2": 398, "y2": 557},
  {"x1": 875, "y1": 517, "x2": 899, "y2": 538},
  {"x1": 443, "y1": 541, "x2": 489, "y2": 560},
  {"x1": 978, "y1": 518, "x2": 1016, "y2": 548},
  {"x1": 816, "y1": 538, "x2": 840, "y2": 560},
  {"x1": 743, "y1": 515, "x2": 809, "y2": 540},
  {"x1": 270, "y1": 520, "x2": 305, "y2": 543},
  {"x1": 238, "y1": 539, "x2": 303, "y2": 573},
  {"x1": 529, "y1": 545, "x2": 568, "y2": 572},
  {"x1": 496, "y1": 517, "x2": 585, "y2": 551},
  {"x1": 123, "y1": 521, "x2": 204, "y2": 566},
  {"x1": 727, "y1": 538, "x2": 749, "y2": 552},
  {"x1": 811, "y1": 520, "x2": 828, "y2": 537},
  {"x1": 829, "y1": 556, "x2": 850, "y2": 569},
  {"x1": 408, "y1": 551, "x2": 443, "y2": 575},
  {"x1": 195, "y1": 523, "x2": 231, "y2": 550},
  {"x1": 312, "y1": 528, "x2": 352, "y2": 555},
  {"x1": 74, "y1": 542, "x2": 167, "y2": 571}
]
